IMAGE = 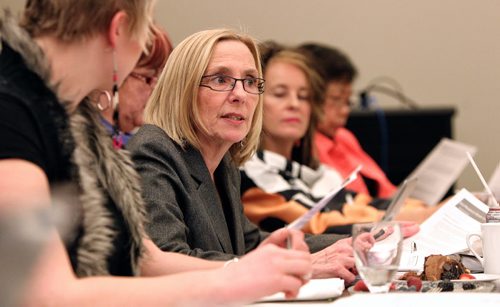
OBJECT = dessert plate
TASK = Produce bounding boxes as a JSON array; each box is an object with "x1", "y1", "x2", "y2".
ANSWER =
[
  {"x1": 394, "y1": 273, "x2": 500, "y2": 283},
  {"x1": 349, "y1": 280, "x2": 495, "y2": 294},
  {"x1": 451, "y1": 274, "x2": 500, "y2": 283}
]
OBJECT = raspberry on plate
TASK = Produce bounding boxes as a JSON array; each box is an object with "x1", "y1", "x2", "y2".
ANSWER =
[
  {"x1": 459, "y1": 273, "x2": 476, "y2": 280},
  {"x1": 406, "y1": 276, "x2": 423, "y2": 291}
]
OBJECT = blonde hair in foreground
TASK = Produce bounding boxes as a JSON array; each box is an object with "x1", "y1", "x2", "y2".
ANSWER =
[
  {"x1": 21, "y1": 0, "x2": 155, "y2": 46},
  {"x1": 144, "y1": 28, "x2": 263, "y2": 165}
]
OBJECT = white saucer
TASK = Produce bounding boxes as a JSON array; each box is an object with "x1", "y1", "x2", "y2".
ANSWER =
[{"x1": 452, "y1": 273, "x2": 500, "y2": 283}]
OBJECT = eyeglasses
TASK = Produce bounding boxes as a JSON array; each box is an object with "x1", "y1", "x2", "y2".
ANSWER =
[
  {"x1": 326, "y1": 95, "x2": 353, "y2": 108},
  {"x1": 129, "y1": 72, "x2": 158, "y2": 87},
  {"x1": 199, "y1": 74, "x2": 265, "y2": 95}
]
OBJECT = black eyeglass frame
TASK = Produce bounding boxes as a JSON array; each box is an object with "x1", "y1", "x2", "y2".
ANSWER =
[{"x1": 199, "y1": 74, "x2": 265, "y2": 95}]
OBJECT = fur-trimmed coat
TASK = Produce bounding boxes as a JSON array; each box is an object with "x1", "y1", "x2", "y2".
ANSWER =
[{"x1": 0, "y1": 10, "x2": 146, "y2": 277}]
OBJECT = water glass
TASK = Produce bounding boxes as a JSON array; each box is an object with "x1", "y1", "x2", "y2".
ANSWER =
[{"x1": 352, "y1": 221, "x2": 402, "y2": 293}]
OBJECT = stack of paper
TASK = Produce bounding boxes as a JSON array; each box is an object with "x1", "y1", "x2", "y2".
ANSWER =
[{"x1": 399, "y1": 189, "x2": 489, "y2": 271}]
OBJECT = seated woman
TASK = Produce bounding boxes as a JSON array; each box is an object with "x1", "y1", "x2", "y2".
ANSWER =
[
  {"x1": 240, "y1": 46, "x2": 433, "y2": 236},
  {"x1": 297, "y1": 43, "x2": 397, "y2": 198},
  {"x1": 0, "y1": 1, "x2": 312, "y2": 305},
  {"x1": 98, "y1": 24, "x2": 172, "y2": 149},
  {"x1": 129, "y1": 29, "x2": 360, "y2": 282}
]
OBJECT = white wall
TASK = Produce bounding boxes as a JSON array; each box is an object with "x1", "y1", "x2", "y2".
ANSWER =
[{"x1": 4, "y1": 0, "x2": 500, "y2": 190}]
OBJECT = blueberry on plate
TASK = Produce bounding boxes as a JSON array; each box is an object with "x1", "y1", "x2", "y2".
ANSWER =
[
  {"x1": 462, "y1": 282, "x2": 476, "y2": 290},
  {"x1": 437, "y1": 280, "x2": 454, "y2": 292}
]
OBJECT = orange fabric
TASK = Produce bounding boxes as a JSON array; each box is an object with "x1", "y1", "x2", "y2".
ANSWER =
[
  {"x1": 315, "y1": 128, "x2": 397, "y2": 198},
  {"x1": 242, "y1": 187, "x2": 438, "y2": 234},
  {"x1": 242, "y1": 187, "x2": 384, "y2": 234}
]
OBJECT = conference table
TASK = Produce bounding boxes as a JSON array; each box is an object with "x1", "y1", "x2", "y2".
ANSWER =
[{"x1": 252, "y1": 278, "x2": 500, "y2": 306}]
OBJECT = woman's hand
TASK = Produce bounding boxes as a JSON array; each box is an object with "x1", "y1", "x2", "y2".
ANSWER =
[
  {"x1": 259, "y1": 228, "x2": 309, "y2": 252},
  {"x1": 398, "y1": 221, "x2": 420, "y2": 238},
  {"x1": 222, "y1": 244, "x2": 312, "y2": 301},
  {"x1": 310, "y1": 238, "x2": 356, "y2": 283}
]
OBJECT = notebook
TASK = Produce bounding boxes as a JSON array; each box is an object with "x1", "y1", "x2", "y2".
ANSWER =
[{"x1": 255, "y1": 278, "x2": 344, "y2": 303}]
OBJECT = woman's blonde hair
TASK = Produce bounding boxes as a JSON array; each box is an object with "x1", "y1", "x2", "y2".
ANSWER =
[
  {"x1": 21, "y1": 0, "x2": 154, "y2": 45},
  {"x1": 261, "y1": 46, "x2": 325, "y2": 169},
  {"x1": 144, "y1": 29, "x2": 263, "y2": 166}
]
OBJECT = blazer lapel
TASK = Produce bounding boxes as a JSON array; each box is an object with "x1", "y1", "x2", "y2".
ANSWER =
[
  {"x1": 218, "y1": 156, "x2": 247, "y2": 255},
  {"x1": 183, "y1": 147, "x2": 234, "y2": 254}
]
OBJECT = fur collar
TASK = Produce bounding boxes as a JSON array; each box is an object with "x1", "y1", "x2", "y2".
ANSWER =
[
  {"x1": 0, "y1": 10, "x2": 146, "y2": 276},
  {"x1": 71, "y1": 101, "x2": 147, "y2": 276}
]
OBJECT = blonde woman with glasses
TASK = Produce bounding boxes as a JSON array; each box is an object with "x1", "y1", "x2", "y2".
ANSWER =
[{"x1": 129, "y1": 29, "x2": 363, "y2": 283}]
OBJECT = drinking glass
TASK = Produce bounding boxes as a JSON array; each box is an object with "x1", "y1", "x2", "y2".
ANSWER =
[{"x1": 352, "y1": 221, "x2": 402, "y2": 293}]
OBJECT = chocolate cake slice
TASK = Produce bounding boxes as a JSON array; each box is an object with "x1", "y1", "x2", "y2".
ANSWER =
[{"x1": 421, "y1": 254, "x2": 469, "y2": 281}]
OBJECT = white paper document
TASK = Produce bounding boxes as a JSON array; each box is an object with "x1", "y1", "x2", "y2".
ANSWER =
[
  {"x1": 399, "y1": 189, "x2": 489, "y2": 271},
  {"x1": 287, "y1": 166, "x2": 361, "y2": 230},
  {"x1": 406, "y1": 138, "x2": 477, "y2": 205},
  {"x1": 255, "y1": 278, "x2": 344, "y2": 303}
]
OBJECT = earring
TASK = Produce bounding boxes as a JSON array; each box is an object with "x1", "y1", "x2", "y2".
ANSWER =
[
  {"x1": 96, "y1": 90, "x2": 112, "y2": 111},
  {"x1": 239, "y1": 139, "x2": 246, "y2": 148},
  {"x1": 111, "y1": 48, "x2": 121, "y2": 146},
  {"x1": 112, "y1": 49, "x2": 119, "y2": 110}
]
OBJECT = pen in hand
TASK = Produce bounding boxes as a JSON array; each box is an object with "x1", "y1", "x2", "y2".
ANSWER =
[
  {"x1": 286, "y1": 230, "x2": 292, "y2": 249},
  {"x1": 373, "y1": 226, "x2": 392, "y2": 240},
  {"x1": 373, "y1": 228, "x2": 385, "y2": 240}
]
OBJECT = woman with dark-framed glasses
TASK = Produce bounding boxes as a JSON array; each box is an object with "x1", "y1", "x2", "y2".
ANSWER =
[{"x1": 129, "y1": 29, "x2": 367, "y2": 283}]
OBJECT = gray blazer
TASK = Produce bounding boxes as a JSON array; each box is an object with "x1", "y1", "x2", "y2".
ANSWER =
[{"x1": 128, "y1": 124, "x2": 343, "y2": 260}]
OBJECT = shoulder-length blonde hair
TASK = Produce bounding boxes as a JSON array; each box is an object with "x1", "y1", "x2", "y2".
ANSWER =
[{"x1": 144, "y1": 28, "x2": 263, "y2": 166}]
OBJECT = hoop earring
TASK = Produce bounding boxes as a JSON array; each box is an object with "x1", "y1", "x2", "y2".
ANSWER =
[
  {"x1": 112, "y1": 49, "x2": 119, "y2": 109},
  {"x1": 96, "y1": 90, "x2": 112, "y2": 111},
  {"x1": 111, "y1": 49, "x2": 121, "y2": 139}
]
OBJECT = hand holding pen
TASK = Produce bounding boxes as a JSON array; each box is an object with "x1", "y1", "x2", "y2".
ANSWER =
[
  {"x1": 373, "y1": 226, "x2": 393, "y2": 241},
  {"x1": 260, "y1": 228, "x2": 312, "y2": 282},
  {"x1": 372, "y1": 221, "x2": 420, "y2": 240},
  {"x1": 260, "y1": 228, "x2": 310, "y2": 252}
]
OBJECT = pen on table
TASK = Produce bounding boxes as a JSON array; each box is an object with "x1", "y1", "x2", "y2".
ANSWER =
[{"x1": 411, "y1": 241, "x2": 417, "y2": 253}]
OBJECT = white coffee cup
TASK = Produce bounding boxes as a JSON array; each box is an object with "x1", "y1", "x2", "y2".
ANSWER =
[{"x1": 466, "y1": 223, "x2": 500, "y2": 274}]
